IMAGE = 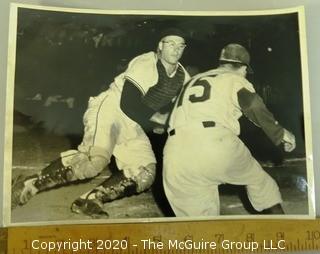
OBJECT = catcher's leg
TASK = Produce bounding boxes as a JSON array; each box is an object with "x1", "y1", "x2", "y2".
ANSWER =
[
  {"x1": 12, "y1": 90, "x2": 116, "y2": 209},
  {"x1": 11, "y1": 154, "x2": 108, "y2": 209},
  {"x1": 11, "y1": 158, "x2": 75, "y2": 209},
  {"x1": 70, "y1": 162, "x2": 156, "y2": 218}
]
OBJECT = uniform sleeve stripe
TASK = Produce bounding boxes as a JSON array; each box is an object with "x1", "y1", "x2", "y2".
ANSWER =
[{"x1": 124, "y1": 76, "x2": 146, "y2": 95}]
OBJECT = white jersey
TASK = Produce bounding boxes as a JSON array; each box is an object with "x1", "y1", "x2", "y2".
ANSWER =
[
  {"x1": 169, "y1": 67, "x2": 255, "y2": 135},
  {"x1": 164, "y1": 67, "x2": 283, "y2": 216}
]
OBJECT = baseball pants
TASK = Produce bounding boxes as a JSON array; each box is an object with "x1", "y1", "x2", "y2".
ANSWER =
[
  {"x1": 60, "y1": 86, "x2": 156, "y2": 181},
  {"x1": 163, "y1": 122, "x2": 282, "y2": 217}
]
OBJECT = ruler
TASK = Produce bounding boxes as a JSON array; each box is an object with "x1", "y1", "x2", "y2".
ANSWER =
[{"x1": 2, "y1": 219, "x2": 320, "y2": 253}]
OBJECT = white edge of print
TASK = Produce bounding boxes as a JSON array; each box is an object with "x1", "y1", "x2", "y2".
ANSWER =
[
  {"x1": 5, "y1": 3, "x2": 315, "y2": 226},
  {"x1": 3, "y1": 3, "x2": 18, "y2": 227},
  {"x1": 8, "y1": 2, "x2": 305, "y2": 16},
  {"x1": 297, "y1": 6, "x2": 315, "y2": 218}
]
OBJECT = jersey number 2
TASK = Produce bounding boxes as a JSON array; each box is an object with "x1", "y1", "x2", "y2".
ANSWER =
[{"x1": 177, "y1": 80, "x2": 211, "y2": 107}]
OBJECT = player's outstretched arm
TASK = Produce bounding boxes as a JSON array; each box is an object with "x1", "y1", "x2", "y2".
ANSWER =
[{"x1": 237, "y1": 87, "x2": 295, "y2": 152}]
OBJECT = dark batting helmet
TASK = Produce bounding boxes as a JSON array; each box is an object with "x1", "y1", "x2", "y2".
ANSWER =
[{"x1": 219, "y1": 43, "x2": 253, "y2": 73}]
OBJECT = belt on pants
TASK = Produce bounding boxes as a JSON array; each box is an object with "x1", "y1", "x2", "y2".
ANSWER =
[{"x1": 168, "y1": 121, "x2": 216, "y2": 136}]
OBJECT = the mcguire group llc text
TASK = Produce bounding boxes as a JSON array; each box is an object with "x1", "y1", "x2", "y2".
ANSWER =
[{"x1": 139, "y1": 239, "x2": 286, "y2": 251}]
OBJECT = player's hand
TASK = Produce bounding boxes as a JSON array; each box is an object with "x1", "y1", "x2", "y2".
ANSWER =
[
  {"x1": 153, "y1": 125, "x2": 166, "y2": 135},
  {"x1": 282, "y1": 129, "x2": 296, "y2": 152},
  {"x1": 150, "y1": 112, "x2": 169, "y2": 125}
]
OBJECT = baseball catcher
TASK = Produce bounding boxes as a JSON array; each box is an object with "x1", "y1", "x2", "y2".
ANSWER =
[{"x1": 12, "y1": 28, "x2": 190, "y2": 218}]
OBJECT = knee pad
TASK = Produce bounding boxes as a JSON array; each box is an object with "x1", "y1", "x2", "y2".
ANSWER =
[{"x1": 133, "y1": 163, "x2": 156, "y2": 192}]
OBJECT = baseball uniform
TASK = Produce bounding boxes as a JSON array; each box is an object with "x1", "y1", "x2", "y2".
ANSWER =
[
  {"x1": 61, "y1": 51, "x2": 189, "y2": 184},
  {"x1": 163, "y1": 67, "x2": 290, "y2": 217},
  {"x1": 12, "y1": 28, "x2": 193, "y2": 218}
]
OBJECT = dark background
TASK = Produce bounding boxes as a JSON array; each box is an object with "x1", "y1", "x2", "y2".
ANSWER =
[{"x1": 13, "y1": 8, "x2": 305, "y2": 162}]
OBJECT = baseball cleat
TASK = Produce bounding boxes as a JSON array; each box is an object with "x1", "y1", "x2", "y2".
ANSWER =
[
  {"x1": 70, "y1": 197, "x2": 109, "y2": 219},
  {"x1": 11, "y1": 175, "x2": 39, "y2": 209}
]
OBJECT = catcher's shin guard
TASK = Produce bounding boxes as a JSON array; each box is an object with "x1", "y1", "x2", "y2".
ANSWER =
[
  {"x1": 11, "y1": 158, "x2": 75, "y2": 208},
  {"x1": 70, "y1": 163, "x2": 156, "y2": 218},
  {"x1": 71, "y1": 170, "x2": 138, "y2": 218},
  {"x1": 33, "y1": 158, "x2": 75, "y2": 191}
]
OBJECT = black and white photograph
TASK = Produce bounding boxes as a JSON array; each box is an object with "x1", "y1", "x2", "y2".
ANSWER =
[{"x1": 3, "y1": 4, "x2": 315, "y2": 225}]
